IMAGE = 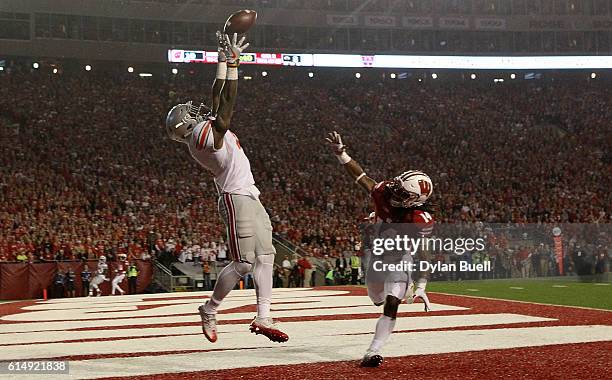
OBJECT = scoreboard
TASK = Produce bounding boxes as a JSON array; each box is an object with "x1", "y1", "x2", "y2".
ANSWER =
[{"x1": 168, "y1": 50, "x2": 312, "y2": 66}]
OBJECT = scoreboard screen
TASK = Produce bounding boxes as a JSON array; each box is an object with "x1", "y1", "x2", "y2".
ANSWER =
[{"x1": 168, "y1": 50, "x2": 312, "y2": 66}]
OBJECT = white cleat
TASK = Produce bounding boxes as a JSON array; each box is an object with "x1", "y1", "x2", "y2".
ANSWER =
[
  {"x1": 249, "y1": 317, "x2": 289, "y2": 343},
  {"x1": 198, "y1": 302, "x2": 218, "y2": 343}
]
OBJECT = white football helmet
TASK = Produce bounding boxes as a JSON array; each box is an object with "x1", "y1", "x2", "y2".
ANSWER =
[
  {"x1": 389, "y1": 170, "x2": 433, "y2": 208},
  {"x1": 98, "y1": 255, "x2": 107, "y2": 264},
  {"x1": 165, "y1": 101, "x2": 209, "y2": 143}
]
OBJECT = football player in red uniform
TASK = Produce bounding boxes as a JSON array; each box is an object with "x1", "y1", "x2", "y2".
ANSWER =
[{"x1": 326, "y1": 131, "x2": 435, "y2": 367}]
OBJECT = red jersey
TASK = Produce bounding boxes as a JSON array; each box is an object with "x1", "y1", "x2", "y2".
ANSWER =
[{"x1": 370, "y1": 181, "x2": 434, "y2": 236}]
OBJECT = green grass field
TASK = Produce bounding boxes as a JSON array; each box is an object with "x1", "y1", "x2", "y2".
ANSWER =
[{"x1": 428, "y1": 279, "x2": 612, "y2": 310}]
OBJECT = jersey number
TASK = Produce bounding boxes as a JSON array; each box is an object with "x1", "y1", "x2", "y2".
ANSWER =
[{"x1": 420, "y1": 211, "x2": 432, "y2": 223}]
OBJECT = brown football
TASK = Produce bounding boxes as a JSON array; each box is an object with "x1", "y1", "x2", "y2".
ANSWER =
[{"x1": 224, "y1": 10, "x2": 257, "y2": 35}]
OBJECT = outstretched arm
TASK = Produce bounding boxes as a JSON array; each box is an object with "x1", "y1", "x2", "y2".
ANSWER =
[
  {"x1": 212, "y1": 33, "x2": 249, "y2": 149},
  {"x1": 325, "y1": 131, "x2": 377, "y2": 193},
  {"x1": 211, "y1": 32, "x2": 226, "y2": 115}
]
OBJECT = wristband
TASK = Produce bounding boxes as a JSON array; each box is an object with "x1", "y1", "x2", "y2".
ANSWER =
[
  {"x1": 227, "y1": 66, "x2": 238, "y2": 80},
  {"x1": 336, "y1": 151, "x2": 351, "y2": 164},
  {"x1": 216, "y1": 61, "x2": 227, "y2": 80},
  {"x1": 355, "y1": 173, "x2": 366, "y2": 183}
]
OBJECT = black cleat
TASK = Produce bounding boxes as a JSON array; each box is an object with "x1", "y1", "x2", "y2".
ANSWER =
[{"x1": 360, "y1": 351, "x2": 384, "y2": 367}]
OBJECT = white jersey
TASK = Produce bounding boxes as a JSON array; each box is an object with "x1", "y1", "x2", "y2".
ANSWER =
[{"x1": 188, "y1": 119, "x2": 260, "y2": 198}]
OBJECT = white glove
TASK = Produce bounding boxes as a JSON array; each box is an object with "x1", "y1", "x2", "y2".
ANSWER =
[
  {"x1": 223, "y1": 33, "x2": 250, "y2": 65},
  {"x1": 325, "y1": 131, "x2": 347, "y2": 156}
]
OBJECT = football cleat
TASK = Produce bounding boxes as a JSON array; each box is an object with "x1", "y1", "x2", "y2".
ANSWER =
[
  {"x1": 405, "y1": 282, "x2": 415, "y2": 304},
  {"x1": 198, "y1": 302, "x2": 218, "y2": 343},
  {"x1": 249, "y1": 317, "x2": 289, "y2": 343},
  {"x1": 360, "y1": 350, "x2": 384, "y2": 367},
  {"x1": 413, "y1": 287, "x2": 432, "y2": 312}
]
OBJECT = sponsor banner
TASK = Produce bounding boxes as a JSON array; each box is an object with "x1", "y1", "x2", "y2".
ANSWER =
[
  {"x1": 364, "y1": 15, "x2": 396, "y2": 27},
  {"x1": 326, "y1": 14, "x2": 358, "y2": 26},
  {"x1": 475, "y1": 18, "x2": 506, "y2": 30},
  {"x1": 403, "y1": 16, "x2": 434, "y2": 29},
  {"x1": 439, "y1": 17, "x2": 470, "y2": 29},
  {"x1": 528, "y1": 19, "x2": 569, "y2": 30}
]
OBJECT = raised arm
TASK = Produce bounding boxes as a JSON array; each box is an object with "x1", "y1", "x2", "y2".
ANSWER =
[
  {"x1": 325, "y1": 131, "x2": 378, "y2": 193},
  {"x1": 211, "y1": 32, "x2": 226, "y2": 115},
  {"x1": 211, "y1": 33, "x2": 249, "y2": 150}
]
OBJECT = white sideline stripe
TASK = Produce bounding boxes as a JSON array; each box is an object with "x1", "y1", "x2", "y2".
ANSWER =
[
  {"x1": 552, "y1": 285, "x2": 568, "y2": 288},
  {"x1": 37, "y1": 325, "x2": 612, "y2": 380},
  {"x1": 0, "y1": 313, "x2": 552, "y2": 346},
  {"x1": 509, "y1": 287, "x2": 525, "y2": 290},
  {"x1": 432, "y1": 291, "x2": 612, "y2": 312}
]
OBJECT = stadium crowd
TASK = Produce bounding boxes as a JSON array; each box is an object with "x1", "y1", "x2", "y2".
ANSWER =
[{"x1": 0, "y1": 68, "x2": 609, "y2": 277}]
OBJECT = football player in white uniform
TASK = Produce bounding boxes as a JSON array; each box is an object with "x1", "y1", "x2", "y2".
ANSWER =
[
  {"x1": 89, "y1": 255, "x2": 109, "y2": 297},
  {"x1": 165, "y1": 32, "x2": 288, "y2": 343}
]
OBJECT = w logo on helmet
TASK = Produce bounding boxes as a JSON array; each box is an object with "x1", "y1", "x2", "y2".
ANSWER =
[{"x1": 418, "y1": 179, "x2": 432, "y2": 196}]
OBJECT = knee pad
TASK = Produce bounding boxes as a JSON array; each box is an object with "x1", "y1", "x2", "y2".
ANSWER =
[
  {"x1": 383, "y1": 295, "x2": 401, "y2": 319},
  {"x1": 229, "y1": 261, "x2": 252, "y2": 277}
]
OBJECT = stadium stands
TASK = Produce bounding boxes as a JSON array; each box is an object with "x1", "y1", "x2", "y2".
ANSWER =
[{"x1": 0, "y1": 68, "x2": 609, "y2": 273}]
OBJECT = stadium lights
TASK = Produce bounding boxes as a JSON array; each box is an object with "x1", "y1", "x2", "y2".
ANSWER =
[
  {"x1": 139, "y1": 73, "x2": 153, "y2": 77},
  {"x1": 85, "y1": 65, "x2": 91, "y2": 71},
  {"x1": 418, "y1": 78, "x2": 422, "y2": 82},
  {"x1": 0, "y1": 66, "x2": 4, "y2": 71},
  {"x1": 128, "y1": 67, "x2": 134, "y2": 73},
  {"x1": 261, "y1": 71, "x2": 268, "y2": 77},
  {"x1": 494, "y1": 78, "x2": 505, "y2": 83},
  {"x1": 470, "y1": 73, "x2": 476, "y2": 80},
  {"x1": 171, "y1": 68, "x2": 178, "y2": 75},
  {"x1": 591, "y1": 72, "x2": 597, "y2": 79},
  {"x1": 32, "y1": 62, "x2": 39, "y2": 69},
  {"x1": 355, "y1": 72, "x2": 361, "y2": 78},
  {"x1": 244, "y1": 75, "x2": 252, "y2": 80},
  {"x1": 390, "y1": 73, "x2": 396, "y2": 79},
  {"x1": 308, "y1": 72, "x2": 314, "y2": 78},
  {"x1": 510, "y1": 73, "x2": 516, "y2": 79},
  {"x1": 431, "y1": 73, "x2": 438, "y2": 79},
  {"x1": 53, "y1": 68, "x2": 58, "y2": 74}
]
